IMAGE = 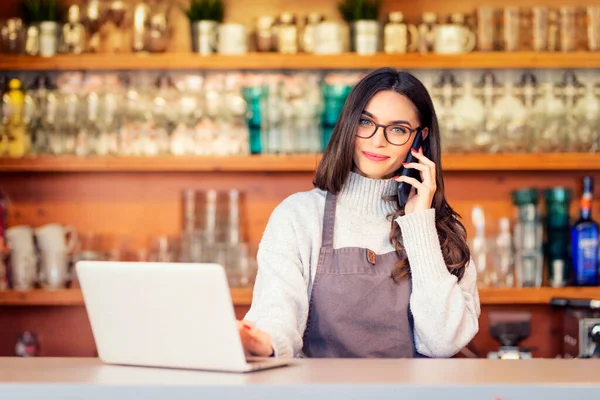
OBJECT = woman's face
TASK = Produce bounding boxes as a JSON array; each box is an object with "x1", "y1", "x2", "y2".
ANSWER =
[{"x1": 352, "y1": 90, "x2": 428, "y2": 180}]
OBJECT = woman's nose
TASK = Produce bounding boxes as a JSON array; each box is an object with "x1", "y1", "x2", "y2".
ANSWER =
[{"x1": 371, "y1": 126, "x2": 387, "y2": 147}]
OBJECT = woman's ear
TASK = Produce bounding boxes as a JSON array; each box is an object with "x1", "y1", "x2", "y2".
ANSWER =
[{"x1": 421, "y1": 127, "x2": 429, "y2": 140}]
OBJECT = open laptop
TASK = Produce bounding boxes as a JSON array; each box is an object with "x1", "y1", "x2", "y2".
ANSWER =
[{"x1": 76, "y1": 260, "x2": 290, "y2": 373}]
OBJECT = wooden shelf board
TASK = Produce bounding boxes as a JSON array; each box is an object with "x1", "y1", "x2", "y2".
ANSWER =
[
  {"x1": 0, "y1": 288, "x2": 253, "y2": 306},
  {"x1": 0, "y1": 153, "x2": 599, "y2": 173},
  {"x1": 0, "y1": 155, "x2": 321, "y2": 172},
  {"x1": 1, "y1": 287, "x2": 598, "y2": 306},
  {"x1": 1, "y1": 52, "x2": 599, "y2": 71},
  {"x1": 479, "y1": 287, "x2": 600, "y2": 305}
]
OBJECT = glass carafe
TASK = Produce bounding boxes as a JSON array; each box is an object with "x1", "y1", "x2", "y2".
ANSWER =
[
  {"x1": 431, "y1": 72, "x2": 460, "y2": 153},
  {"x1": 514, "y1": 72, "x2": 539, "y2": 153},
  {"x1": 558, "y1": 71, "x2": 586, "y2": 153},
  {"x1": 494, "y1": 77, "x2": 529, "y2": 153},
  {"x1": 530, "y1": 82, "x2": 567, "y2": 153},
  {"x1": 475, "y1": 71, "x2": 502, "y2": 153},
  {"x1": 450, "y1": 78, "x2": 485, "y2": 153},
  {"x1": 512, "y1": 188, "x2": 543, "y2": 288},
  {"x1": 571, "y1": 80, "x2": 600, "y2": 152}
]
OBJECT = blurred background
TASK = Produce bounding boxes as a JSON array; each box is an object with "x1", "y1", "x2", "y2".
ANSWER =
[{"x1": 0, "y1": 0, "x2": 599, "y2": 361}]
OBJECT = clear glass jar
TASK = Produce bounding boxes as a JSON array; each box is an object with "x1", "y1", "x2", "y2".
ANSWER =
[{"x1": 530, "y1": 82, "x2": 567, "y2": 152}]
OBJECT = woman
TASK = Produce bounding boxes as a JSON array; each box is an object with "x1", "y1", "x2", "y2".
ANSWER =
[{"x1": 238, "y1": 67, "x2": 480, "y2": 359}]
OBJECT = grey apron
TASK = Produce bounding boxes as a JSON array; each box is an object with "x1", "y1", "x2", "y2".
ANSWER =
[{"x1": 302, "y1": 191, "x2": 420, "y2": 358}]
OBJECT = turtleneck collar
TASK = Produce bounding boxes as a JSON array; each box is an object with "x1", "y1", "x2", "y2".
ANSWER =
[{"x1": 337, "y1": 172, "x2": 398, "y2": 218}]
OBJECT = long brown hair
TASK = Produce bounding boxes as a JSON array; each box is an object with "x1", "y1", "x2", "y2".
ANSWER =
[{"x1": 314, "y1": 67, "x2": 470, "y2": 282}]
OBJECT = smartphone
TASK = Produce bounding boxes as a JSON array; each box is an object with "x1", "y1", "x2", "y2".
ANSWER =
[{"x1": 397, "y1": 130, "x2": 429, "y2": 208}]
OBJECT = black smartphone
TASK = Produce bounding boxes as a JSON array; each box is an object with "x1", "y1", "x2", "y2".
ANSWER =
[{"x1": 397, "y1": 130, "x2": 429, "y2": 208}]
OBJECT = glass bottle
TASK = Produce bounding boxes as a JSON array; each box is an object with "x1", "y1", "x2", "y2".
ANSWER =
[
  {"x1": 512, "y1": 188, "x2": 544, "y2": 288},
  {"x1": 384, "y1": 12, "x2": 418, "y2": 54},
  {"x1": 417, "y1": 12, "x2": 437, "y2": 54},
  {"x1": 3, "y1": 79, "x2": 29, "y2": 157},
  {"x1": 277, "y1": 12, "x2": 298, "y2": 54},
  {"x1": 571, "y1": 177, "x2": 599, "y2": 286},
  {"x1": 494, "y1": 217, "x2": 514, "y2": 288},
  {"x1": 544, "y1": 187, "x2": 572, "y2": 288}
]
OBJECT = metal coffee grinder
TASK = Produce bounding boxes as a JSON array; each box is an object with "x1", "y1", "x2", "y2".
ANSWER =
[{"x1": 486, "y1": 311, "x2": 533, "y2": 359}]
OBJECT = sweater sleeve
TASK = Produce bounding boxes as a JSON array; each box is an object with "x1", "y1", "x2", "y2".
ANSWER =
[
  {"x1": 243, "y1": 199, "x2": 310, "y2": 359},
  {"x1": 395, "y1": 209, "x2": 481, "y2": 358}
]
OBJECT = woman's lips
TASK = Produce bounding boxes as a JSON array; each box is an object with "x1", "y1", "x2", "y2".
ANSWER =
[{"x1": 362, "y1": 151, "x2": 390, "y2": 162}]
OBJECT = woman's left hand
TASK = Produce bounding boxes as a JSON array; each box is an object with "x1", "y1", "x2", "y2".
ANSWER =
[{"x1": 393, "y1": 147, "x2": 437, "y2": 215}]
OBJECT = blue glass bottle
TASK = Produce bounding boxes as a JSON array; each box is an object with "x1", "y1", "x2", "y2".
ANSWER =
[
  {"x1": 242, "y1": 86, "x2": 267, "y2": 155},
  {"x1": 571, "y1": 177, "x2": 599, "y2": 286}
]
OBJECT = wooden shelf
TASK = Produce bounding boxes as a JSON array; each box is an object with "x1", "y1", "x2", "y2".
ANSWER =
[
  {"x1": 0, "y1": 155, "x2": 321, "y2": 172},
  {"x1": 479, "y1": 287, "x2": 600, "y2": 305},
  {"x1": 0, "y1": 288, "x2": 253, "y2": 306},
  {"x1": 1, "y1": 52, "x2": 600, "y2": 71},
  {"x1": 1, "y1": 287, "x2": 598, "y2": 306},
  {"x1": 0, "y1": 153, "x2": 599, "y2": 173}
]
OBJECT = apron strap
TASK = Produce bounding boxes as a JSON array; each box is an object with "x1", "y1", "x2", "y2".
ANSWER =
[{"x1": 322, "y1": 191, "x2": 337, "y2": 249}]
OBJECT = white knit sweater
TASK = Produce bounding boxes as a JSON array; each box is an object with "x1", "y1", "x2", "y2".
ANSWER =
[{"x1": 244, "y1": 172, "x2": 481, "y2": 358}]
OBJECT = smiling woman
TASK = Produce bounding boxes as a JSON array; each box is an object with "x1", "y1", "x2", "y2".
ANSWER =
[
  {"x1": 238, "y1": 67, "x2": 480, "y2": 360},
  {"x1": 353, "y1": 93, "x2": 425, "y2": 179}
]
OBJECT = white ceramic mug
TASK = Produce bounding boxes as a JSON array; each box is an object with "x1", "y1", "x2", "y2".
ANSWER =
[
  {"x1": 6, "y1": 225, "x2": 35, "y2": 253},
  {"x1": 433, "y1": 25, "x2": 476, "y2": 54},
  {"x1": 9, "y1": 249, "x2": 37, "y2": 291},
  {"x1": 39, "y1": 250, "x2": 70, "y2": 290},
  {"x1": 217, "y1": 24, "x2": 247, "y2": 55},
  {"x1": 34, "y1": 223, "x2": 77, "y2": 253}
]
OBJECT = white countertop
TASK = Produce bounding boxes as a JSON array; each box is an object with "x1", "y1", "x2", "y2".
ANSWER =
[{"x1": 2, "y1": 357, "x2": 600, "y2": 400}]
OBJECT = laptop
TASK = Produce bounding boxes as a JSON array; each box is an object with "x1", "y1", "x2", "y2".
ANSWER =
[{"x1": 76, "y1": 260, "x2": 290, "y2": 373}]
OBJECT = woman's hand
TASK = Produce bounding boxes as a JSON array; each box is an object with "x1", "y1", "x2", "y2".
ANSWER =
[
  {"x1": 394, "y1": 146, "x2": 437, "y2": 215},
  {"x1": 237, "y1": 320, "x2": 274, "y2": 357}
]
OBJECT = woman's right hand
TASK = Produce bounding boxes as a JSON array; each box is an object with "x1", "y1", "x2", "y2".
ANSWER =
[{"x1": 237, "y1": 320, "x2": 275, "y2": 357}]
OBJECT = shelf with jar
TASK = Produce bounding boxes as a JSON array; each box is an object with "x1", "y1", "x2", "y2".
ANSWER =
[
  {"x1": 0, "y1": 153, "x2": 600, "y2": 172},
  {"x1": 1, "y1": 1, "x2": 600, "y2": 70},
  {"x1": 1, "y1": 286, "x2": 599, "y2": 306},
  {"x1": 1, "y1": 67, "x2": 599, "y2": 159}
]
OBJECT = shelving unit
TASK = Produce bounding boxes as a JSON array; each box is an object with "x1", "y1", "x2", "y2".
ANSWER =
[
  {"x1": 0, "y1": 153, "x2": 599, "y2": 172},
  {"x1": 1, "y1": 52, "x2": 600, "y2": 71},
  {"x1": 0, "y1": 287, "x2": 598, "y2": 306},
  {"x1": 1, "y1": 0, "x2": 598, "y2": 359}
]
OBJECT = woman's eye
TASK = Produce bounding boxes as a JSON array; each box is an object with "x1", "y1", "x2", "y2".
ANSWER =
[
  {"x1": 390, "y1": 126, "x2": 410, "y2": 134},
  {"x1": 359, "y1": 118, "x2": 374, "y2": 126}
]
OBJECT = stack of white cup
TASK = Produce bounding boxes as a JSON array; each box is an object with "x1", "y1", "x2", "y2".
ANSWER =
[
  {"x1": 34, "y1": 223, "x2": 77, "y2": 290},
  {"x1": 5, "y1": 226, "x2": 37, "y2": 290}
]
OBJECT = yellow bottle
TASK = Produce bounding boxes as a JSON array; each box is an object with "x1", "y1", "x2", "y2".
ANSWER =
[{"x1": 4, "y1": 79, "x2": 30, "y2": 157}]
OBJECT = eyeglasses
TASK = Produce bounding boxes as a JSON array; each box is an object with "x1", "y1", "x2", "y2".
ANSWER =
[{"x1": 355, "y1": 117, "x2": 421, "y2": 146}]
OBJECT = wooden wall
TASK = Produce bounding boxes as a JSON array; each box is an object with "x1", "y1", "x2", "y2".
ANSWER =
[{"x1": 1, "y1": 170, "x2": 598, "y2": 250}]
